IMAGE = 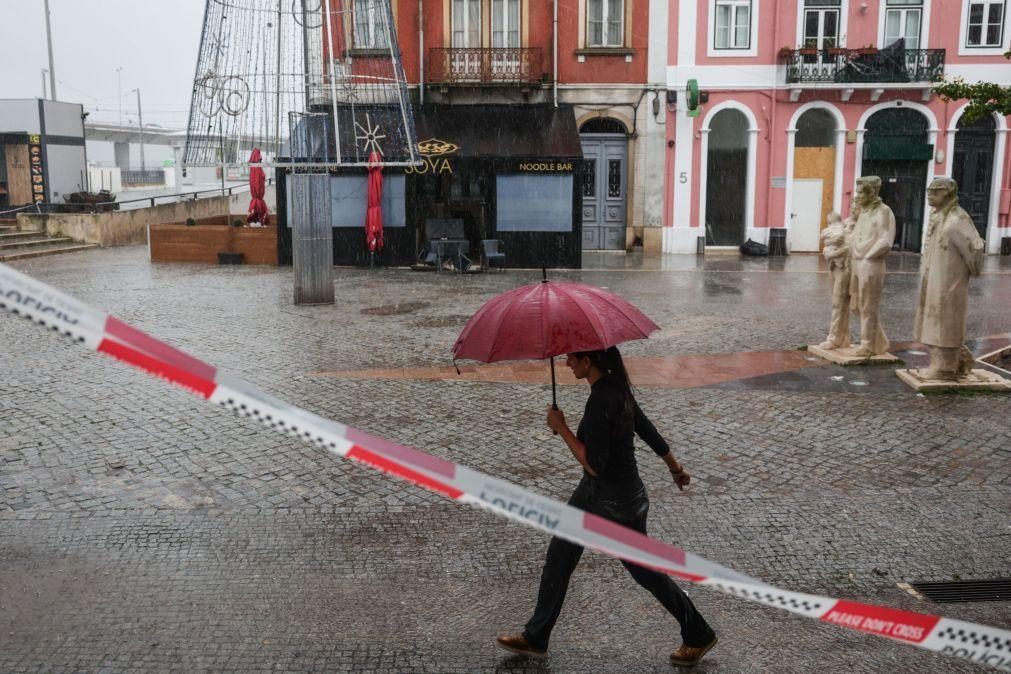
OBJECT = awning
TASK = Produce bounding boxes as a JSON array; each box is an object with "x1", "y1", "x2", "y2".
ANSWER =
[{"x1": 412, "y1": 104, "x2": 582, "y2": 159}]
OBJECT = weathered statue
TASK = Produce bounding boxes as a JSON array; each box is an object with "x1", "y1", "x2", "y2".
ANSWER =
[
  {"x1": 848, "y1": 176, "x2": 895, "y2": 356},
  {"x1": 817, "y1": 211, "x2": 854, "y2": 350},
  {"x1": 912, "y1": 178, "x2": 986, "y2": 380}
]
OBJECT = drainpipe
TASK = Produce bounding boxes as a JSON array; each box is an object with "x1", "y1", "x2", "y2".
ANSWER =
[
  {"x1": 553, "y1": 0, "x2": 558, "y2": 107},
  {"x1": 765, "y1": 0, "x2": 781, "y2": 239},
  {"x1": 418, "y1": 0, "x2": 425, "y2": 105}
]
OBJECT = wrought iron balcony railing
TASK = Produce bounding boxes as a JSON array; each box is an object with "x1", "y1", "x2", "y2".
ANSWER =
[
  {"x1": 783, "y1": 48, "x2": 945, "y2": 85},
  {"x1": 427, "y1": 47, "x2": 545, "y2": 85}
]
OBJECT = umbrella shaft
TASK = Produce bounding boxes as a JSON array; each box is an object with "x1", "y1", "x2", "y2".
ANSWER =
[{"x1": 550, "y1": 357, "x2": 557, "y2": 409}]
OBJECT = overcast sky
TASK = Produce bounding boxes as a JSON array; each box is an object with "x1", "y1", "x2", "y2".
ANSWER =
[{"x1": 0, "y1": 0, "x2": 206, "y2": 130}]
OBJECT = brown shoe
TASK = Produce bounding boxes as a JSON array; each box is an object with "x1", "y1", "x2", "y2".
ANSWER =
[
  {"x1": 670, "y1": 635, "x2": 718, "y2": 667},
  {"x1": 496, "y1": 634, "x2": 547, "y2": 658}
]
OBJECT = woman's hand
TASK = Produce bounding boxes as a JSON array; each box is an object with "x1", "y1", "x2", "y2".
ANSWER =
[
  {"x1": 670, "y1": 466, "x2": 691, "y2": 491},
  {"x1": 546, "y1": 406, "x2": 568, "y2": 434}
]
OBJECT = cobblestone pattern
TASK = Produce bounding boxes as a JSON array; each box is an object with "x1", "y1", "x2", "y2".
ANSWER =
[{"x1": 1, "y1": 247, "x2": 1009, "y2": 672}]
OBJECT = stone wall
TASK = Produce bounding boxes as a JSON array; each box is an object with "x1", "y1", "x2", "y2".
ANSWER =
[{"x1": 17, "y1": 196, "x2": 232, "y2": 247}]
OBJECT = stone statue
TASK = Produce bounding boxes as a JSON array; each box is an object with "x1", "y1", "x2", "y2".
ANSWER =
[
  {"x1": 848, "y1": 176, "x2": 895, "y2": 356},
  {"x1": 817, "y1": 210, "x2": 854, "y2": 350},
  {"x1": 911, "y1": 177, "x2": 985, "y2": 380}
]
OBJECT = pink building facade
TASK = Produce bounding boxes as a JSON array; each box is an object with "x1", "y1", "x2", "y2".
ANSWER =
[{"x1": 662, "y1": 0, "x2": 1011, "y2": 255}]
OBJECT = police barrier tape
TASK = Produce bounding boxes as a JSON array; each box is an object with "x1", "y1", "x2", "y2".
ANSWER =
[{"x1": 1, "y1": 262, "x2": 1008, "y2": 671}]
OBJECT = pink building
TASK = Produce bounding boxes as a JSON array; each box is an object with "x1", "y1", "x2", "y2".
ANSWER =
[{"x1": 662, "y1": 0, "x2": 1011, "y2": 255}]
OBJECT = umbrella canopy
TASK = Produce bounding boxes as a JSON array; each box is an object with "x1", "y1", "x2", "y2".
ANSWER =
[
  {"x1": 365, "y1": 150, "x2": 384, "y2": 253},
  {"x1": 453, "y1": 278, "x2": 659, "y2": 406},
  {"x1": 246, "y1": 148, "x2": 269, "y2": 226},
  {"x1": 454, "y1": 279, "x2": 658, "y2": 362}
]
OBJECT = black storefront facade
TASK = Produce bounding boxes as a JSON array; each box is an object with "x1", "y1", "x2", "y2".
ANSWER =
[{"x1": 277, "y1": 104, "x2": 583, "y2": 269}]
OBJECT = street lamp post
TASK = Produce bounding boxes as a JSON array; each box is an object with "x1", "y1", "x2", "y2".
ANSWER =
[
  {"x1": 116, "y1": 67, "x2": 123, "y2": 127},
  {"x1": 43, "y1": 0, "x2": 57, "y2": 100},
  {"x1": 134, "y1": 89, "x2": 145, "y2": 171},
  {"x1": 41, "y1": 69, "x2": 48, "y2": 100}
]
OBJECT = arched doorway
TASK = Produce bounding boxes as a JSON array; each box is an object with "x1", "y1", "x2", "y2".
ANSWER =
[
  {"x1": 579, "y1": 117, "x2": 627, "y2": 250},
  {"x1": 862, "y1": 108, "x2": 931, "y2": 252},
  {"x1": 791, "y1": 108, "x2": 838, "y2": 252},
  {"x1": 705, "y1": 109, "x2": 749, "y2": 246},
  {"x1": 953, "y1": 115, "x2": 997, "y2": 241}
]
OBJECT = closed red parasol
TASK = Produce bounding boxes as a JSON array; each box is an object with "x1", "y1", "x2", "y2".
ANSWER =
[
  {"x1": 452, "y1": 272, "x2": 659, "y2": 405},
  {"x1": 246, "y1": 148, "x2": 269, "y2": 226},
  {"x1": 365, "y1": 150, "x2": 384, "y2": 257}
]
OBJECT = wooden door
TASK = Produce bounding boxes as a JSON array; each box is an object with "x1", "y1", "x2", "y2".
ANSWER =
[{"x1": 4, "y1": 145, "x2": 32, "y2": 205}]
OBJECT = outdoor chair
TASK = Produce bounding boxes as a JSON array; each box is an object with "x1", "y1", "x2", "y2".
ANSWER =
[{"x1": 482, "y1": 239, "x2": 506, "y2": 270}]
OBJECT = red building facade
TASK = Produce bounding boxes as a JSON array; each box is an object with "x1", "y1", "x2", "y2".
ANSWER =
[{"x1": 385, "y1": 0, "x2": 667, "y2": 256}]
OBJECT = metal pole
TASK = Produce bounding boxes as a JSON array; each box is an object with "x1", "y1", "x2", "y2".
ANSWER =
[
  {"x1": 553, "y1": 0, "x2": 558, "y2": 108},
  {"x1": 43, "y1": 0, "x2": 57, "y2": 100},
  {"x1": 135, "y1": 89, "x2": 145, "y2": 171},
  {"x1": 418, "y1": 0, "x2": 424, "y2": 105},
  {"x1": 274, "y1": 0, "x2": 283, "y2": 160},
  {"x1": 41, "y1": 69, "x2": 48, "y2": 100},
  {"x1": 116, "y1": 67, "x2": 123, "y2": 127}
]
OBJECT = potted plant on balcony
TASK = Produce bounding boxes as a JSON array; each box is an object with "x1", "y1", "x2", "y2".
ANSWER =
[
  {"x1": 855, "y1": 44, "x2": 879, "y2": 55},
  {"x1": 827, "y1": 46, "x2": 848, "y2": 57},
  {"x1": 777, "y1": 46, "x2": 795, "y2": 58},
  {"x1": 797, "y1": 43, "x2": 818, "y2": 56}
]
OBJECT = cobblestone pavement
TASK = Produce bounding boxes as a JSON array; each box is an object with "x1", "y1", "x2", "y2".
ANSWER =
[{"x1": 2, "y1": 246, "x2": 1010, "y2": 673}]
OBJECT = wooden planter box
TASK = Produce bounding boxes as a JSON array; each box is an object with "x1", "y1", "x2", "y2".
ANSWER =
[{"x1": 151, "y1": 222, "x2": 277, "y2": 265}]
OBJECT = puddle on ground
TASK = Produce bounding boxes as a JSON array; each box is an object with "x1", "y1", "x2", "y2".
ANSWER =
[{"x1": 361, "y1": 301, "x2": 430, "y2": 316}]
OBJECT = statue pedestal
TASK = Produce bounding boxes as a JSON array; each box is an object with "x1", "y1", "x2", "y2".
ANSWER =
[
  {"x1": 896, "y1": 368, "x2": 1011, "y2": 392},
  {"x1": 808, "y1": 344, "x2": 901, "y2": 366}
]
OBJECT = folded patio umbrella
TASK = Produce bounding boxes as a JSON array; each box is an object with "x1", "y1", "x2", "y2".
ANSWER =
[
  {"x1": 452, "y1": 271, "x2": 659, "y2": 407},
  {"x1": 246, "y1": 148, "x2": 269, "y2": 226},
  {"x1": 365, "y1": 150, "x2": 384, "y2": 259}
]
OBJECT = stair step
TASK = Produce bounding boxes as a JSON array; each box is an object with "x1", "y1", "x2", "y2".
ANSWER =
[
  {"x1": 0, "y1": 226, "x2": 17, "y2": 233},
  {"x1": 0, "y1": 231, "x2": 49, "y2": 242},
  {"x1": 0, "y1": 243, "x2": 100, "y2": 261},
  {"x1": 0, "y1": 236, "x2": 74, "y2": 251}
]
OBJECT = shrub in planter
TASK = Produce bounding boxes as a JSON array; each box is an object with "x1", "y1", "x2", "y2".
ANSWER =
[
  {"x1": 232, "y1": 218, "x2": 244, "y2": 227},
  {"x1": 185, "y1": 217, "x2": 197, "y2": 226}
]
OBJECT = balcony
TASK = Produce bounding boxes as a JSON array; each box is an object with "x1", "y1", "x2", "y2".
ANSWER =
[
  {"x1": 783, "y1": 47, "x2": 945, "y2": 85},
  {"x1": 427, "y1": 47, "x2": 545, "y2": 86}
]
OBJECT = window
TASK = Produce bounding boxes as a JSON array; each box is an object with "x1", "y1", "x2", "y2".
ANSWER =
[
  {"x1": 327, "y1": 175, "x2": 406, "y2": 228},
  {"x1": 802, "y1": 0, "x2": 841, "y2": 51},
  {"x1": 492, "y1": 0, "x2": 521, "y2": 49},
  {"x1": 452, "y1": 0, "x2": 481, "y2": 48},
  {"x1": 353, "y1": 0, "x2": 389, "y2": 49},
  {"x1": 715, "y1": 0, "x2": 752, "y2": 50},
  {"x1": 587, "y1": 0, "x2": 624, "y2": 48},
  {"x1": 967, "y1": 1, "x2": 1006, "y2": 47},
  {"x1": 884, "y1": 0, "x2": 923, "y2": 49},
  {"x1": 496, "y1": 174, "x2": 573, "y2": 232}
]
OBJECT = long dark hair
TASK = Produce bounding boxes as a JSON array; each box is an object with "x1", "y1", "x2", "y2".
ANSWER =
[{"x1": 574, "y1": 346, "x2": 635, "y2": 433}]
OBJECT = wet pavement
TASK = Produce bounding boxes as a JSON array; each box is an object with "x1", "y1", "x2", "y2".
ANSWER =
[{"x1": 1, "y1": 246, "x2": 1010, "y2": 673}]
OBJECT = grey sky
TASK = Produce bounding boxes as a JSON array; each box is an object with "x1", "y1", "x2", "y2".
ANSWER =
[{"x1": 0, "y1": 0, "x2": 206, "y2": 130}]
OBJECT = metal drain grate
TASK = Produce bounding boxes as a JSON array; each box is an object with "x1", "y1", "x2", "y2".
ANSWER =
[{"x1": 901, "y1": 579, "x2": 1011, "y2": 603}]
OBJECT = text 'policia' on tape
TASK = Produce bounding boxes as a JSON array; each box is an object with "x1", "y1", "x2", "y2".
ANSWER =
[{"x1": 0, "y1": 262, "x2": 1008, "y2": 672}]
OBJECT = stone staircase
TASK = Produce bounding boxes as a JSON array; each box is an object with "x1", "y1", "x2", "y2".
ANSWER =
[{"x1": 0, "y1": 218, "x2": 99, "y2": 262}]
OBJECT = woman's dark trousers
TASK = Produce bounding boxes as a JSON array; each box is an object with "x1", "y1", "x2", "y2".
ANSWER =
[{"x1": 522, "y1": 479, "x2": 714, "y2": 650}]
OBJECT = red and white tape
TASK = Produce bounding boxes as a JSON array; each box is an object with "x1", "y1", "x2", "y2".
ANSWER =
[{"x1": 1, "y1": 262, "x2": 1008, "y2": 671}]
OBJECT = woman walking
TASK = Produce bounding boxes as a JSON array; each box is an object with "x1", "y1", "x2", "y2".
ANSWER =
[{"x1": 496, "y1": 347, "x2": 718, "y2": 667}]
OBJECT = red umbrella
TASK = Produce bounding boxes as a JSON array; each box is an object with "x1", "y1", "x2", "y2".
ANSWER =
[
  {"x1": 365, "y1": 150, "x2": 384, "y2": 257},
  {"x1": 452, "y1": 272, "x2": 659, "y2": 406},
  {"x1": 246, "y1": 148, "x2": 269, "y2": 226}
]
